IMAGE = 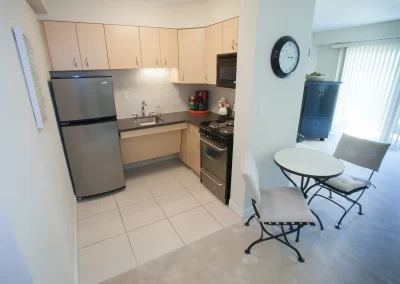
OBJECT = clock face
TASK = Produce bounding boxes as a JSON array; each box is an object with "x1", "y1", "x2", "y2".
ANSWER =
[
  {"x1": 271, "y1": 36, "x2": 300, "y2": 78},
  {"x1": 279, "y1": 41, "x2": 299, "y2": 74}
]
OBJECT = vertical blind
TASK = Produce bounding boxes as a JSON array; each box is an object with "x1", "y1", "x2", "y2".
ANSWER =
[{"x1": 332, "y1": 41, "x2": 400, "y2": 148}]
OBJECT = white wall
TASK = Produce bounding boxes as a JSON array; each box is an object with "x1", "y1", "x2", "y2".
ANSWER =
[
  {"x1": 230, "y1": 0, "x2": 315, "y2": 216},
  {"x1": 306, "y1": 45, "x2": 319, "y2": 74},
  {"x1": 111, "y1": 69, "x2": 235, "y2": 119},
  {"x1": 311, "y1": 20, "x2": 400, "y2": 81},
  {"x1": 39, "y1": 0, "x2": 240, "y2": 28},
  {"x1": 313, "y1": 19, "x2": 400, "y2": 46},
  {"x1": 0, "y1": 1, "x2": 76, "y2": 283},
  {"x1": 315, "y1": 46, "x2": 341, "y2": 80}
]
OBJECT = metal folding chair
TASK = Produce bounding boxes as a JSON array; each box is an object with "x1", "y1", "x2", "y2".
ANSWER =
[
  {"x1": 308, "y1": 133, "x2": 390, "y2": 229},
  {"x1": 241, "y1": 152, "x2": 316, "y2": 262}
]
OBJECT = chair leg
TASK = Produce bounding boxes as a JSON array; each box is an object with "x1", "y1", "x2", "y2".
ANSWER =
[
  {"x1": 245, "y1": 222, "x2": 305, "y2": 262},
  {"x1": 344, "y1": 196, "x2": 363, "y2": 215},
  {"x1": 308, "y1": 186, "x2": 323, "y2": 205},
  {"x1": 296, "y1": 225, "x2": 301, "y2": 242},
  {"x1": 335, "y1": 190, "x2": 366, "y2": 229},
  {"x1": 281, "y1": 225, "x2": 291, "y2": 244},
  {"x1": 311, "y1": 209, "x2": 324, "y2": 230},
  {"x1": 245, "y1": 214, "x2": 256, "y2": 226}
]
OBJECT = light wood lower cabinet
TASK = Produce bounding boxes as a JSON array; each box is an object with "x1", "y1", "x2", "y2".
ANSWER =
[{"x1": 183, "y1": 123, "x2": 201, "y2": 175}]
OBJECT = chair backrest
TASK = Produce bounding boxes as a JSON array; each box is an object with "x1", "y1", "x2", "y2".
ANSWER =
[
  {"x1": 241, "y1": 151, "x2": 262, "y2": 206},
  {"x1": 334, "y1": 133, "x2": 390, "y2": 172}
]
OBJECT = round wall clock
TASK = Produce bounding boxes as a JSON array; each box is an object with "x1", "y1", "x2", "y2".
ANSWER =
[{"x1": 271, "y1": 36, "x2": 300, "y2": 78}]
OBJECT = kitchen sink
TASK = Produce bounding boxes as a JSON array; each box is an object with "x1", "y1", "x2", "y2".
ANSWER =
[{"x1": 134, "y1": 116, "x2": 164, "y2": 126}]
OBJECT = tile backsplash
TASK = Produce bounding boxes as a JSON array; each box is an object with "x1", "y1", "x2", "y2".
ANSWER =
[{"x1": 111, "y1": 69, "x2": 235, "y2": 118}]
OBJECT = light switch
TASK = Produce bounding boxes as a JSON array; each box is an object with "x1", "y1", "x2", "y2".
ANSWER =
[
  {"x1": 122, "y1": 92, "x2": 128, "y2": 101},
  {"x1": 258, "y1": 105, "x2": 265, "y2": 116}
]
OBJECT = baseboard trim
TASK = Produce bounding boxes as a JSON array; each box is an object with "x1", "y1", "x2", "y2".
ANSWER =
[
  {"x1": 123, "y1": 154, "x2": 179, "y2": 170},
  {"x1": 74, "y1": 200, "x2": 79, "y2": 284},
  {"x1": 229, "y1": 200, "x2": 254, "y2": 219}
]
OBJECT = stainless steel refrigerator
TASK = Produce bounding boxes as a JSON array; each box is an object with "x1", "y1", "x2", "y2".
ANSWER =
[{"x1": 51, "y1": 76, "x2": 125, "y2": 198}]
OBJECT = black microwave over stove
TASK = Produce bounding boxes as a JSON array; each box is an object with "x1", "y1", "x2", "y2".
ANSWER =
[{"x1": 217, "y1": 53, "x2": 237, "y2": 89}]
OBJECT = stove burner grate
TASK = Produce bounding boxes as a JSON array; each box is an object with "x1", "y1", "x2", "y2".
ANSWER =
[
  {"x1": 220, "y1": 127, "x2": 234, "y2": 134},
  {"x1": 209, "y1": 121, "x2": 227, "y2": 128}
]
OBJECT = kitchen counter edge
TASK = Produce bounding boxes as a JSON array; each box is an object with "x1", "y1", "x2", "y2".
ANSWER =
[{"x1": 117, "y1": 111, "x2": 221, "y2": 132}]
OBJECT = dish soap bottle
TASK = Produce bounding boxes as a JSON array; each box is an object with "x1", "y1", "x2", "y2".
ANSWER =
[{"x1": 155, "y1": 104, "x2": 162, "y2": 116}]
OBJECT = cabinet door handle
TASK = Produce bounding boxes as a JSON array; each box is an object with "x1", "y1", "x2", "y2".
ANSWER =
[
  {"x1": 156, "y1": 57, "x2": 158, "y2": 65},
  {"x1": 85, "y1": 57, "x2": 89, "y2": 67},
  {"x1": 205, "y1": 73, "x2": 208, "y2": 81},
  {"x1": 232, "y1": 40, "x2": 235, "y2": 50},
  {"x1": 182, "y1": 73, "x2": 184, "y2": 81},
  {"x1": 136, "y1": 56, "x2": 138, "y2": 66},
  {"x1": 164, "y1": 57, "x2": 167, "y2": 66},
  {"x1": 73, "y1": 57, "x2": 77, "y2": 67}
]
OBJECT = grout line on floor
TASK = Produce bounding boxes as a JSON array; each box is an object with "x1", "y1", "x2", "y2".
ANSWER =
[
  {"x1": 79, "y1": 232, "x2": 127, "y2": 250},
  {"x1": 146, "y1": 180, "x2": 186, "y2": 246},
  {"x1": 78, "y1": 207, "x2": 120, "y2": 221},
  {"x1": 114, "y1": 195, "x2": 139, "y2": 266}
]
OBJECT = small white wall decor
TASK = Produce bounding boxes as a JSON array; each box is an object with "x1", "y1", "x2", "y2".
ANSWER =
[{"x1": 13, "y1": 27, "x2": 47, "y2": 129}]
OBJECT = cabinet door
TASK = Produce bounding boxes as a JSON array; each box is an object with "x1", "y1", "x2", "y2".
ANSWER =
[
  {"x1": 160, "y1": 28, "x2": 178, "y2": 68},
  {"x1": 302, "y1": 85, "x2": 322, "y2": 118},
  {"x1": 299, "y1": 118, "x2": 331, "y2": 139},
  {"x1": 76, "y1": 23, "x2": 109, "y2": 70},
  {"x1": 179, "y1": 128, "x2": 189, "y2": 166},
  {"x1": 205, "y1": 23, "x2": 223, "y2": 85},
  {"x1": 178, "y1": 28, "x2": 205, "y2": 84},
  {"x1": 104, "y1": 25, "x2": 142, "y2": 69},
  {"x1": 319, "y1": 85, "x2": 340, "y2": 118},
  {"x1": 188, "y1": 130, "x2": 201, "y2": 175},
  {"x1": 222, "y1": 17, "x2": 239, "y2": 53},
  {"x1": 44, "y1": 21, "x2": 82, "y2": 71},
  {"x1": 139, "y1": 27, "x2": 161, "y2": 68}
]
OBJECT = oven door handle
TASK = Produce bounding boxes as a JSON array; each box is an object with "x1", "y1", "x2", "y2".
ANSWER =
[
  {"x1": 201, "y1": 169, "x2": 224, "y2": 186},
  {"x1": 200, "y1": 137, "x2": 227, "y2": 152}
]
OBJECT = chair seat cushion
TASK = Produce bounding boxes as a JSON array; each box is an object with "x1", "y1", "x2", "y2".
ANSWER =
[
  {"x1": 324, "y1": 174, "x2": 370, "y2": 193},
  {"x1": 258, "y1": 187, "x2": 316, "y2": 223}
]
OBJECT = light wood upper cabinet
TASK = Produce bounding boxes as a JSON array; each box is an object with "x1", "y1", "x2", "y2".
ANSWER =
[
  {"x1": 139, "y1": 27, "x2": 161, "y2": 68},
  {"x1": 222, "y1": 17, "x2": 239, "y2": 53},
  {"x1": 205, "y1": 23, "x2": 223, "y2": 85},
  {"x1": 159, "y1": 28, "x2": 178, "y2": 68},
  {"x1": 178, "y1": 28, "x2": 205, "y2": 84},
  {"x1": 43, "y1": 21, "x2": 82, "y2": 71},
  {"x1": 76, "y1": 23, "x2": 109, "y2": 70},
  {"x1": 104, "y1": 25, "x2": 142, "y2": 69}
]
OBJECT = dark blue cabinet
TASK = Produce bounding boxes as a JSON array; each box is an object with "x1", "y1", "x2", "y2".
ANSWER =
[{"x1": 298, "y1": 81, "x2": 342, "y2": 140}]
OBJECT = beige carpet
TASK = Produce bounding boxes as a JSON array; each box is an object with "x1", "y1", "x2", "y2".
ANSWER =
[{"x1": 103, "y1": 135, "x2": 400, "y2": 284}]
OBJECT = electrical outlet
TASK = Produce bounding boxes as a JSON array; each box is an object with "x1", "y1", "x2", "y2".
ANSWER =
[{"x1": 122, "y1": 92, "x2": 128, "y2": 101}]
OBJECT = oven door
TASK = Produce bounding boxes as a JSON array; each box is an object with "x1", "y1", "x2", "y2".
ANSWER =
[
  {"x1": 200, "y1": 136, "x2": 227, "y2": 182},
  {"x1": 200, "y1": 136, "x2": 228, "y2": 202}
]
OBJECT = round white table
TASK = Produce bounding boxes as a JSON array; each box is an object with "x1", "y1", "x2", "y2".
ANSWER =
[{"x1": 274, "y1": 148, "x2": 345, "y2": 230}]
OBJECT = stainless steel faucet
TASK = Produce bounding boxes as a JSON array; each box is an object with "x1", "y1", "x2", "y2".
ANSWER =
[{"x1": 142, "y1": 100, "x2": 147, "y2": 117}]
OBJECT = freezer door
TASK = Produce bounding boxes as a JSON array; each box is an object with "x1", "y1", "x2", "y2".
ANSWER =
[
  {"x1": 52, "y1": 77, "x2": 116, "y2": 122},
  {"x1": 62, "y1": 120, "x2": 125, "y2": 198}
]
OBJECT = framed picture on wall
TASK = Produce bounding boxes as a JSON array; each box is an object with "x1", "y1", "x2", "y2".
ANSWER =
[{"x1": 13, "y1": 27, "x2": 47, "y2": 129}]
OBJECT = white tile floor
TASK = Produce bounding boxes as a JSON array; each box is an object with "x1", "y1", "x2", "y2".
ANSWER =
[{"x1": 77, "y1": 158, "x2": 241, "y2": 284}]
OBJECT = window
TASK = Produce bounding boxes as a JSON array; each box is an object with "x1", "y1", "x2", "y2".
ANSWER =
[{"x1": 332, "y1": 42, "x2": 400, "y2": 148}]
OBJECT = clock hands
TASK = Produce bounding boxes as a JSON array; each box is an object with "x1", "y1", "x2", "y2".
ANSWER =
[{"x1": 285, "y1": 49, "x2": 294, "y2": 59}]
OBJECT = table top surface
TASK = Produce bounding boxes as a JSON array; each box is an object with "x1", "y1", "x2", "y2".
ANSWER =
[{"x1": 274, "y1": 148, "x2": 345, "y2": 178}]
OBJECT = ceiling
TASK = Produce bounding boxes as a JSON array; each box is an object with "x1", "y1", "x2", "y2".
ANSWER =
[
  {"x1": 313, "y1": 0, "x2": 400, "y2": 32},
  {"x1": 40, "y1": 0, "x2": 400, "y2": 32}
]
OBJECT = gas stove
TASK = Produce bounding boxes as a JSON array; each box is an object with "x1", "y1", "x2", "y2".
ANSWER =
[
  {"x1": 199, "y1": 119, "x2": 234, "y2": 147},
  {"x1": 199, "y1": 119, "x2": 234, "y2": 205}
]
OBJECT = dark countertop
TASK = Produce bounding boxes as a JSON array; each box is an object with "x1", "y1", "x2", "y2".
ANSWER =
[{"x1": 117, "y1": 111, "x2": 222, "y2": 132}]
